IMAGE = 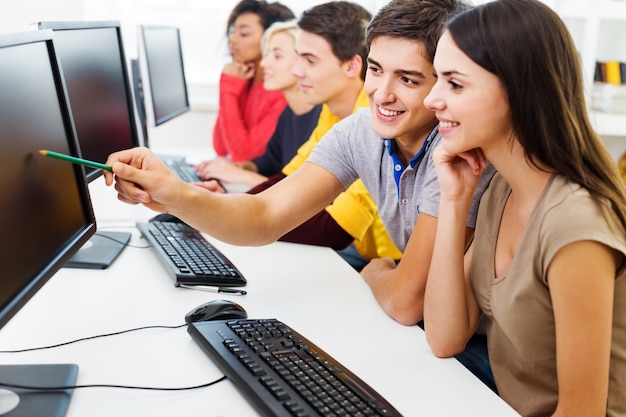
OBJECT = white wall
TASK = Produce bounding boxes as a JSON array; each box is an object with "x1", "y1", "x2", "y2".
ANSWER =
[
  {"x1": 0, "y1": 0, "x2": 387, "y2": 110},
  {"x1": 0, "y1": 0, "x2": 85, "y2": 33}
]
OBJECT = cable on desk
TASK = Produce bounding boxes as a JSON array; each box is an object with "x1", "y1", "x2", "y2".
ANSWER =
[
  {"x1": 0, "y1": 323, "x2": 228, "y2": 392},
  {"x1": 0, "y1": 324, "x2": 186, "y2": 353},
  {"x1": 94, "y1": 230, "x2": 151, "y2": 249},
  {"x1": 0, "y1": 375, "x2": 227, "y2": 392}
]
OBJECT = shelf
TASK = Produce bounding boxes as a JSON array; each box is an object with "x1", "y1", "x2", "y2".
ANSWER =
[
  {"x1": 544, "y1": 0, "x2": 626, "y2": 137},
  {"x1": 591, "y1": 111, "x2": 626, "y2": 137}
]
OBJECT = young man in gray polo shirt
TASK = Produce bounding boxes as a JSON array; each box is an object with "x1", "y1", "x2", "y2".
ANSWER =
[{"x1": 105, "y1": 0, "x2": 493, "y2": 327}]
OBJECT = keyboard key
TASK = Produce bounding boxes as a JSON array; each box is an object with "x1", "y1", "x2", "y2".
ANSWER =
[
  {"x1": 163, "y1": 159, "x2": 201, "y2": 182},
  {"x1": 188, "y1": 319, "x2": 402, "y2": 417},
  {"x1": 136, "y1": 221, "x2": 247, "y2": 287}
]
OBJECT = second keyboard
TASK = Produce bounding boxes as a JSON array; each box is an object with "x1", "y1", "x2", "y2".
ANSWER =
[{"x1": 137, "y1": 221, "x2": 247, "y2": 287}]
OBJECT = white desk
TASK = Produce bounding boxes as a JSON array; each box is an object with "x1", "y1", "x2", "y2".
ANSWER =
[{"x1": 0, "y1": 178, "x2": 519, "y2": 417}]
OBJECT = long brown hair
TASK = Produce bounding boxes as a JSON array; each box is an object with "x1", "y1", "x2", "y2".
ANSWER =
[{"x1": 447, "y1": 0, "x2": 626, "y2": 230}]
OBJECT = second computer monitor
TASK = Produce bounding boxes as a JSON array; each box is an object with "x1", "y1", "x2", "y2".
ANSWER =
[
  {"x1": 138, "y1": 25, "x2": 190, "y2": 127},
  {"x1": 37, "y1": 20, "x2": 140, "y2": 183},
  {"x1": 35, "y1": 21, "x2": 136, "y2": 269}
]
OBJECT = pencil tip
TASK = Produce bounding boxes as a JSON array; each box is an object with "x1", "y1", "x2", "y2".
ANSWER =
[{"x1": 38, "y1": 150, "x2": 47, "y2": 156}]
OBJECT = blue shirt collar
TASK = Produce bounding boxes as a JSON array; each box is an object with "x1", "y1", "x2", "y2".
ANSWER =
[{"x1": 382, "y1": 125, "x2": 439, "y2": 196}]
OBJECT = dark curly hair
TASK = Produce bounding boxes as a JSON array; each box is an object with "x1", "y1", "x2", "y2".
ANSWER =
[{"x1": 226, "y1": 0, "x2": 295, "y2": 36}]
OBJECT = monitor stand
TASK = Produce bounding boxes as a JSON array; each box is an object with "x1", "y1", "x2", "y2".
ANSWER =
[
  {"x1": 0, "y1": 364, "x2": 77, "y2": 417},
  {"x1": 64, "y1": 231, "x2": 131, "y2": 269}
]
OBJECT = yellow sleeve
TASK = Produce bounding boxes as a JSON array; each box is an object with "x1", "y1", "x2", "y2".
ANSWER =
[
  {"x1": 283, "y1": 88, "x2": 401, "y2": 261},
  {"x1": 282, "y1": 88, "x2": 369, "y2": 176},
  {"x1": 326, "y1": 180, "x2": 402, "y2": 261},
  {"x1": 282, "y1": 104, "x2": 338, "y2": 175},
  {"x1": 326, "y1": 89, "x2": 401, "y2": 260}
]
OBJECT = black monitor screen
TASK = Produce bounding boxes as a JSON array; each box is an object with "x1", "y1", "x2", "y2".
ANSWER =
[
  {"x1": 38, "y1": 21, "x2": 139, "y2": 182},
  {"x1": 0, "y1": 30, "x2": 96, "y2": 330},
  {"x1": 139, "y1": 25, "x2": 190, "y2": 126}
]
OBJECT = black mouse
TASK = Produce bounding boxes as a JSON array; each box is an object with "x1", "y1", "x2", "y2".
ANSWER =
[
  {"x1": 149, "y1": 213, "x2": 185, "y2": 224},
  {"x1": 185, "y1": 299, "x2": 247, "y2": 325}
]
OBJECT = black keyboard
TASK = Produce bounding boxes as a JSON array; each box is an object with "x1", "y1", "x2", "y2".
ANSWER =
[
  {"x1": 136, "y1": 221, "x2": 246, "y2": 287},
  {"x1": 163, "y1": 158, "x2": 200, "y2": 182},
  {"x1": 188, "y1": 318, "x2": 402, "y2": 417}
]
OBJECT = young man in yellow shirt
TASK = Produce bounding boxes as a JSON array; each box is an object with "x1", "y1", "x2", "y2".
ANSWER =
[{"x1": 247, "y1": 2, "x2": 402, "y2": 269}]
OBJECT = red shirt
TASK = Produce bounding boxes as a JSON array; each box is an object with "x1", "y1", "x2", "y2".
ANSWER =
[{"x1": 212, "y1": 73, "x2": 286, "y2": 162}]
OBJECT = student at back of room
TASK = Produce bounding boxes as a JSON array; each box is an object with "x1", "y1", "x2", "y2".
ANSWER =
[
  {"x1": 209, "y1": 0, "x2": 294, "y2": 162},
  {"x1": 195, "y1": 19, "x2": 322, "y2": 189},
  {"x1": 196, "y1": 1, "x2": 400, "y2": 270},
  {"x1": 246, "y1": 1, "x2": 404, "y2": 271}
]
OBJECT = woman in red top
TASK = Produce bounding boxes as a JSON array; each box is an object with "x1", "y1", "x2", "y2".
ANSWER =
[{"x1": 211, "y1": 0, "x2": 294, "y2": 162}]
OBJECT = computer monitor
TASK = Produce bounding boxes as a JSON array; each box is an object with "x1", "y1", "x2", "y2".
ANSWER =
[
  {"x1": 137, "y1": 25, "x2": 190, "y2": 130},
  {"x1": 0, "y1": 29, "x2": 97, "y2": 417},
  {"x1": 130, "y1": 57, "x2": 149, "y2": 148},
  {"x1": 36, "y1": 20, "x2": 140, "y2": 183},
  {"x1": 36, "y1": 20, "x2": 138, "y2": 269}
]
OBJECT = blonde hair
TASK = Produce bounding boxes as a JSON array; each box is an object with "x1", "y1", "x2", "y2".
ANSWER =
[{"x1": 261, "y1": 19, "x2": 300, "y2": 56}]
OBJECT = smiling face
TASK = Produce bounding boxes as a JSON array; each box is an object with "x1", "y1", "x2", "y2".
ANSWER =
[
  {"x1": 291, "y1": 30, "x2": 350, "y2": 106},
  {"x1": 260, "y1": 31, "x2": 298, "y2": 92},
  {"x1": 424, "y1": 31, "x2": 512, "y2": 155},
  {"x1": 228, "y1": 12, "x2": 264, "y2": 64},
  {"x1": 365, "y1": 36, "x2": 438, "y2": 146}
]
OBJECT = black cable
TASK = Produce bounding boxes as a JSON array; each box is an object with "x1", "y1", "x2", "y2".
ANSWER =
[
  {"x1": 0, "y1": 323, "x2": 227, "y2": 392},
  {"x1": 0, "y1": 324, "x2": 186, "y2": 353},
  {"x1": 0, "y1": 376, "x2": 227, "y2": 392},
  {"x1": 94, "y1": 231, "x2": 150, "y2": 249}
]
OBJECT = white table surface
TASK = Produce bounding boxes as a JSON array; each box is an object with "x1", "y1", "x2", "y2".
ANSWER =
[{"x1": 0, "y1": 169, "x2": 518, "y2": 417}]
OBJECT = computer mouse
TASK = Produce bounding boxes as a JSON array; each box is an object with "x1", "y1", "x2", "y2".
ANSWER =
[
  {"x1": 149, "y1": 213, "x2": 185, "y2": 224},
  {"x1": 185, "y1": 299, "x2": 248, "y2": 325}
]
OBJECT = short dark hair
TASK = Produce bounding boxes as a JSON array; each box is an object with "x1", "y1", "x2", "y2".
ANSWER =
[
  {"x1": 298, "y1": 1, "x2": 372, "y2": 80},
  {"x1": 226, "y1": 0, "x2": 295, "y2": 36},
  {"x1": 365, "y1": 0, "x2": 468, "y2": 63}
]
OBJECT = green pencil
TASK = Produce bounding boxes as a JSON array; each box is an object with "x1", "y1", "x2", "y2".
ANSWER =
[{"x1": 39, "y1": 150, "x2": 112, "y2": 172}]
